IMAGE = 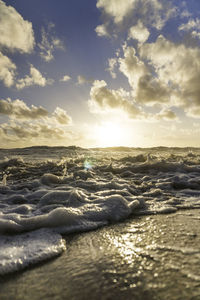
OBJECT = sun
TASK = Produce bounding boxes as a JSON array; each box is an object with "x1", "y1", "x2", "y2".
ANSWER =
[{"x1": 94, "y1": 121, "x2": 128, "y2": 147}]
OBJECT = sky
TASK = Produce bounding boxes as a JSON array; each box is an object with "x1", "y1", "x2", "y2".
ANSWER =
[{"x1": 1, "y1": 0, "x2": 200, "y2": 148}]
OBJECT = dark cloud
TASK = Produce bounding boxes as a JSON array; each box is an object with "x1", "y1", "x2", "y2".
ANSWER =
[{"x1": 89, "y1": 80, "x2": 144, "y2": 119}]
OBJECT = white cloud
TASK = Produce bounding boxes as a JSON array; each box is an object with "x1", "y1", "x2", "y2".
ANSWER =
[
  {"x1": 97, "y1": 0, "x2": 136, "y2": 24},
  {"x1": 16, "y1": 65, "x2": 51, "y2": 90},
  {"x1": 60, "y1": 75, "x2": 71, "y2": 82},
  {"x1": 0, "y1": 1, "x2": 36, "y2": 88},
  {"x1": 128, "y1": 21, "x2": 150, "y2": 43},
  {"x1": 95, "y1": 24, "x2": 110, "y2": 37},
  {"x1": 96, "y1": 0, "x2": 177, "y2": 38},
  {"x1": 107, "y1": 58, "x2": 117, "y2": 78},
  {"x1": 0, "y1": 0, "x2": 35, "y2": 53},
  {"x1": 38, "y1": 24, "x2": 64, "y2": 62},
  {"x1": 0, "y1": 51, "x2": 16, "y2": 87},
  {"x1": 106, "y1": 44, "x2": 170, "y2": 106},
  {"x1": 95, "y1": 1, "x2": 200, "y2": 121},
  {"x1": 179, "y1": 18, "x2": 200, "y2": 32},
  {"x1": 179, "y1": 18, "x2": 200, "y2": 40},
  {"x1": 191, "y1": 31, "x2": 200, "y2": 39},
  {"x1": 119, "y1": 45, "x2": 148, "y2": 91}
]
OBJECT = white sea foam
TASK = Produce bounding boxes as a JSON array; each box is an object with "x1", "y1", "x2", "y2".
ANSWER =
[
  {"x1": 0, "y1": 228, "x2": 66, "y2": 275},
  {"x1": 0, "y1": 146, "x2": 200, "y2": 274}
]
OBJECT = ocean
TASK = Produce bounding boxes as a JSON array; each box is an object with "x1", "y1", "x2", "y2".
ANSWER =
[{"x1": 0, "y1": 146, "x2": 200, "y2": 276}]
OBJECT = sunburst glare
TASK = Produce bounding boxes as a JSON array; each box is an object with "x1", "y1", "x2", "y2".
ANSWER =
[{"x1": 93, "y1": 121, "x2": 130, "y2": 147}]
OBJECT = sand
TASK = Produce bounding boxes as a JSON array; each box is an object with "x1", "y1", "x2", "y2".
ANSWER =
[{"x1": 0, "y1": 209, "x2": 200, "y2": 300}]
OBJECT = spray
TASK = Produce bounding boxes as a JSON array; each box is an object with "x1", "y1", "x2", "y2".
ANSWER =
[{"x1": 2, "y1": 173, "x2": 7, "y2": 186}]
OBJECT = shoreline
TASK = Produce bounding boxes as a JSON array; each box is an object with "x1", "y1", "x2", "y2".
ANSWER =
[{"x1": 0, "y1": 209, "x2": 200, "y2": 300}]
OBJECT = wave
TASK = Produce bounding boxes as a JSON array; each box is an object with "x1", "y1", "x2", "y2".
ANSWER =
[{"x1": 0, "y1": 147, "x2": 200, "y2": 274}]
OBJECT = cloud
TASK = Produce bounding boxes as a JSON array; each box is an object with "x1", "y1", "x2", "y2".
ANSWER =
[
  {"x1": 77, "y1": 75, "x2": 93, "y2": 85},
  {"x1": 89, "y1": 80, "x2": 143, "y2": 119},
  {"x1": 139, "y1": 35, "x2": 200, "y2": 116},
  {"x1": 107, "y1": 58, "x2": 117, "y2": 78},
  {"x1": 105, "y1": 41, "x2": 177, "y2": 111},
  {"x1": 0, "y1": 51, "x2": 16, "y2": 87},
  {"x1": 0, "y1": 0, "x2": 35, "y2": 53},
  {"x1": 136, "y1": 74, "x2": 170, "y2": 106},
  {"x1": 88, "y1": 80, "x2": 178, "y2": 122},
  {"x1": 60, "y1": 75, "x2": 71, "y2": 82},
  {"x1": 179, "y1": 18, "x2": 200, "y2": 39},
  {"x1": 0, "y1": 1, "x2": 36, "y2": 88},
  {"x1": 96, "y1": 0, "x2": 177, "y2": 37},
  {"x1": 38, "y1": 23, "x2": 65, "y2": 62},
  {"x1": 0, "y1": 98, "x2": 72, "y2": 125},
  {"x1": 0, "y1": 98, "x2": 48, "y2": 120},
  {"x1": 179, "y1": 18, "x2": 200, "y2": 32},
  {"x1": 155, "y1": 108, "x2": 177, "y2": 121},
  {"x1": 97, "y1": 0, "x2": 136, "y2": 24},
  {"x1": 180, "y1": 9, "x2": 192, "y2": 19},
  {"x1": 102, "y1": 34, "x2": 200, "y2": 116},
  {"x1": 16, "y1": 65, "x2": 52, "y2": 89},
  {"x1": 0, "y1": 118, "x2": 83, "y2": 147},
  {"x1": 118, "y1": 45, "x2": 149, "y2": 90},
  {"x1": 186, "y1": 107, "x2": 200, "y2": 119},
  {"x1": 1, "y1": 121, "x2": 66, "y2": 140},
  {"x1": 95, "y1": 24, "x2": 110, "y2": 37},
  {"x1": 0, "y1": 115, "x2": 75, "y2": 147},
  {"x1": 52, "y1": 107, "x2": 72, "y2": 125},
  {"x1": 128, "y1": 21, "x2": 150, "y2": 43},
  {"x1": 0, "y1": 98, "x2": 73, "y2": 146},
  {"x1": 95, "y1": 1, "x2": 200, "y2": 122},
  {"x1": 118, "y1": 36, "x2": 200, "y2": 115}
]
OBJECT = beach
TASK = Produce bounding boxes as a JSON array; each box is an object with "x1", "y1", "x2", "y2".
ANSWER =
[
  {"x1": 0, "y1": 209, "x2": 200, "y2": 300},
  {"x1": 0, "y1": 147, "x2": 200, "y2": 299}
]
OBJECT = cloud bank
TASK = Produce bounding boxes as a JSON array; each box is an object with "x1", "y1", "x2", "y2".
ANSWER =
[
  {"x1": 94, "y1": 0, "x2": 200, "y2": 121},
  {"x1": 95, "y1": 0, "x2": 177, "y2": 37},
  {"x1": 0, "y1": 98, "x2": 72, "y2": 146},
  {"x1": 0, "y1": 0, "x2": 36, "y2": 88},
  {"x1": 0, "y1": 0, "x2": 35, "y2": 53}
]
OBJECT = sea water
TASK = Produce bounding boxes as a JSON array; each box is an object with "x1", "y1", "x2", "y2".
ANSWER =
[{"x1": 0, "y1": 146, "x2": 200, "y2": 275}]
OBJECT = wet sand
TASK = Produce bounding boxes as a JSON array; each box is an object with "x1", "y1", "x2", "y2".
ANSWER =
[{"x1": 0, "y1": 209, "x2": 200, "y2": 300}]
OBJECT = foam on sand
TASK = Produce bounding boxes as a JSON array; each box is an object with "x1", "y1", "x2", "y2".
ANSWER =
[{"x1": 0, "y1": 228, "x2": 66, "y2": 275}]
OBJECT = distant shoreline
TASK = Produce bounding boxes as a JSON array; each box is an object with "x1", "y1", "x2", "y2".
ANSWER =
[{"x1": 0, "y1": 145, "x2": 200, "y2": 151}]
